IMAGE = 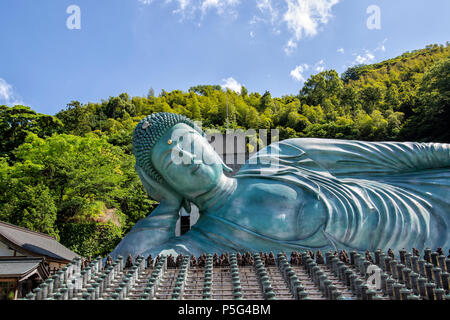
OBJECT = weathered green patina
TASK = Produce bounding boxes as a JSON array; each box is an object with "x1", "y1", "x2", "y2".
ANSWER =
[{"x1": 110, "y1": 113, "x2": 450, "y2": 258}]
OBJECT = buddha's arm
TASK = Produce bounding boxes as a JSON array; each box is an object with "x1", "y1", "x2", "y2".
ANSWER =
[
  {"x1": 284, "y1": 138, "x2": 450, "y2": 177},
  {"x1": 110, "y1": 203, "x2": 179, "y2": 258}
]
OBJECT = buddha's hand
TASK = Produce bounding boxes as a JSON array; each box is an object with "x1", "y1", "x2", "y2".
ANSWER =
[{"x1": 136, "y1": 165, "x2": 183, "y2": 210}]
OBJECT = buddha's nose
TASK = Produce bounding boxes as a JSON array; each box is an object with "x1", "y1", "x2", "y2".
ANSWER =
[{"x1": 176, "y1": 147, "x2": 197, "y2": 165}]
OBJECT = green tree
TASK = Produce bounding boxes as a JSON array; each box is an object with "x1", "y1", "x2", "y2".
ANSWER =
[
  {"x1": 401, "y1": 58, "x2": 450, "y2": 141},
  {"x1": 0, "y1": 105, "x2": 63, "y2": 158},
  {"x1": 56, "y1": 101, "x2": 93, "y2": 136},
  {"x1": 300, "y1": 70, "x2": 343, "y2": 107}
]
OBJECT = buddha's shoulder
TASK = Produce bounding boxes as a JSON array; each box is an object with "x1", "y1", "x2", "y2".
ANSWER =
[{"x1": 236, "y1": 178, "x2": 300, "y2": 201}]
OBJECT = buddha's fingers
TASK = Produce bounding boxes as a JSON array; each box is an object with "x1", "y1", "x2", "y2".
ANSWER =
[{"x1": 110, "y1": 204, "x2": 180, "y2": 258}]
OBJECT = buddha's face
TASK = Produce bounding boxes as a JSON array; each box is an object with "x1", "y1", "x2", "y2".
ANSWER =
[{"x1": 151, "y1": 123, "x2": 224, "y2": 198}]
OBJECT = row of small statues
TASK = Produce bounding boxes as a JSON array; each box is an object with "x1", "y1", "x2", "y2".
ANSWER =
[
  {"x1": 291, "y1": 247, "x2": 450, "y2": 266},
  {"x1": 102, "y1": 247, "x2": 450, "y2": 270}
]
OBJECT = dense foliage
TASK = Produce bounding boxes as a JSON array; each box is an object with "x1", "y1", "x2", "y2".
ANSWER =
[{"x1": 0, "y1": 43, "x2": 448, "y2": 257}]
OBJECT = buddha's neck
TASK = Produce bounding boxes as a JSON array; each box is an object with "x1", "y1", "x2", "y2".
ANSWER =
[{"x1": 192, "y1": 175, "x2": 237, "y2": 212}]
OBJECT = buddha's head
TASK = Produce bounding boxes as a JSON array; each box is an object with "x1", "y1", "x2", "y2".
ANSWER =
[{"x1": 133, "y1": 113, "x2": 231, "y2": 201}]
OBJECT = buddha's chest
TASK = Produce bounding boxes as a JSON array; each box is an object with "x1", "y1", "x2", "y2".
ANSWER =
[{"x1": 212, "y1": 180, "x2": 305, "y2": 240}]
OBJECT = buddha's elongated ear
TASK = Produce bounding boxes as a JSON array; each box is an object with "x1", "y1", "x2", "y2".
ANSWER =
[
  {"x1": 219, "y1": 157, "x2": 233, "y2": 173},
  {"x1": 222, "y1": 163, "x2": 233, "y2": 173}
]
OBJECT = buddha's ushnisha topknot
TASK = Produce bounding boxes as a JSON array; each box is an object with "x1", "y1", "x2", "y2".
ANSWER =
[{"x1": 133, "y1": 112, "x2": 205, "y2": 183}]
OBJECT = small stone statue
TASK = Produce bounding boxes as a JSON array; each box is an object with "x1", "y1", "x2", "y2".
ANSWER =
[
  {"x1": 125, "y1": 254, "x2": 134, "y2": 268},
  {"x1": 340, "y1": 250, "x2": 350, "y2": 264},
  {"x1": 176, "y1": 254, "x2": 183, "y2": 268},
  {"x1": 82, "y1": 258, "x2": 89, "y2": 269},
  {"x1": 243, "y1": 252, "x2": 254, "y2": 266},
  {"x1": 267, "y1": 252, "x2": 276, "y2": 266},
  {"x1": 190, "y1": 255, "x2": 197, "y2": 267},
  {"x1": 365, "y1": 250, "x2": 374, "y2": 264},
  {"x1": 220, "y1": 253, "x2": 230, "y2": 266},
  {"x1": 290, "y1": 251, "x2": 301, "y2": 266},
  {"x1": 316, "y1": 250, "x2": 324, "y2": 264},
  {"x1": 105, "y1": 255, "x2": 113, "y2": 268},
  {"x1": 260, "y1": 252, "x2": 268, "y2": 266},
  {"x1": 236, "y1": 253, "x2": 243, "y2": 266},
  {"x1": 213, "y1": 253, "x2": 220, "y2": 267},
  {"x1": 167, "y1": 254, "x2": 176, "y2": 268},
  {"x1": 198, "y1": 253, "x2": 206, "y2": 268},
  {"x1": 388, "y1": 249, "x2": 395, "y2": 260},
  {"x1": 146, "y1": 254, "x2": 154, "y2": 268}
]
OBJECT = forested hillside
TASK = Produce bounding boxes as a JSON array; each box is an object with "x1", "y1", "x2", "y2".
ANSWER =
[{"x1": 1, "y1": 43, "x2": 449, "y2": 257}]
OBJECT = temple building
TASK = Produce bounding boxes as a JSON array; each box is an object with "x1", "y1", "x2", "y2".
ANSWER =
[{"x1": 0, "y1": 221, "x2": 79, "y2": 300}]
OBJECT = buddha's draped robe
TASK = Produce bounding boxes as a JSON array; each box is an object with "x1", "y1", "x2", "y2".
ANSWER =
[{"x1": 237, "y1": 138, "x2": 450, "y2": 252}]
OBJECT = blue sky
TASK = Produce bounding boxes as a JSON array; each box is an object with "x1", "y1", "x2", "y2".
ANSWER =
[{"x1": 0, "y1": 0, "x2": 449, "y2": 115}]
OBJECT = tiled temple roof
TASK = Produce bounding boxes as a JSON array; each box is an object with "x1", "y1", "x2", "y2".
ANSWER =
[
  {"x1": 0, "y1": 221, "x2": 79, "y2": 262},
  {"x1": 0, "y1": 257, "x2": 45, "y2": 278}
]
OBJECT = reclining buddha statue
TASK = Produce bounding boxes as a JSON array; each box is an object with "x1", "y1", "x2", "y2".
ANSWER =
[{"x1": 110, "y1": 112, "x2": 450, "y2": 258}]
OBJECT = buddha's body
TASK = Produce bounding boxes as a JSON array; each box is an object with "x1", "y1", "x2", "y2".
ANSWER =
[
  {"x1": 110, "y1": 114, "x2": 450, "y2": 259},
  {"x1": 143, "y1": 176, "x2": 330, "y2": 256}
]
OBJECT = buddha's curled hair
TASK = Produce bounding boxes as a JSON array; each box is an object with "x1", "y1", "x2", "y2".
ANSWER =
[{"x1": 133, "y1": 112, "x2": 205, "y2": 182}]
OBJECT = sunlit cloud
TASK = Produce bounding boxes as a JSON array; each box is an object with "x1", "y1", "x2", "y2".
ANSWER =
[
  {"x1": 0, "y1": 78, "x2": 23, "y2": 106},
  {"x1": 221, "y1": 77, "x2": 243, "y2": 93},
  {"x1": 283, "y1": 0, "x2": 339, "y2": 54},
  {"x1": 353, "y1": 51, "x2": 375, "y2": 65},
  {"x1": 290, "y1": 64, "x2": 309, "y2": 82},
  {"x1": 138, "y1": 0, "x2": 340, "y2": 54},
  {"x1": 144, "y1": 0, "x2": 240, "y2": 18},
  {"x1": 315, "y1": 59, "x2": 325, "y2": 72},
  {"x1": 284, "y1": 39, "x2": 298, "y2": 55}
]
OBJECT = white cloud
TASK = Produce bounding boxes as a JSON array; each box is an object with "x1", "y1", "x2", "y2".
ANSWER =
[
  {"x1": 337, "y1": 47, "x2": 344, "y2": 54},
  {"x1": 376, "y1": 38, "x2": 388, "y2": 52},
  {"x1": 256, "y1": 0, "x2": 279, "y2": 25},
  {"x1": 0, "y1": 78, "x2": 23, "y2": 106},
  {"x1": 201, "y1": 0, "x2": 240, "y2": 15},
  {"x1": 221, "y1": 77, "x2": 243, "y2": 93},
  {"x1": 138, "y1": 0, "x2": 340, "y2": 54},
  {"x1": 315, "y1": 59, "x2": 325, "y2": 72},
  {"x1": 0, "y1": 79, "x2": 12, "y2": 102},
  {"x1": 290, "y1": 64, "x2": 309, "y2": 82},
  {"x1": 173, "y1": 0, "x2": 190, "y2": 12},
  {"x1": 284, "y1": 39, "x2": 297, "y2": 55},
  {"x1": 353, "y1": 51, "x2": 375, "y2": 65},
  {"x1": 283, "y1": 0, "x2": 339, "y2": 53},
  {"x1": 349, "y1": 39, "x2": 387, "y2": 67},
  {"x1": 142, "y1": 0, "x2": 240, "y2": 18}
]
